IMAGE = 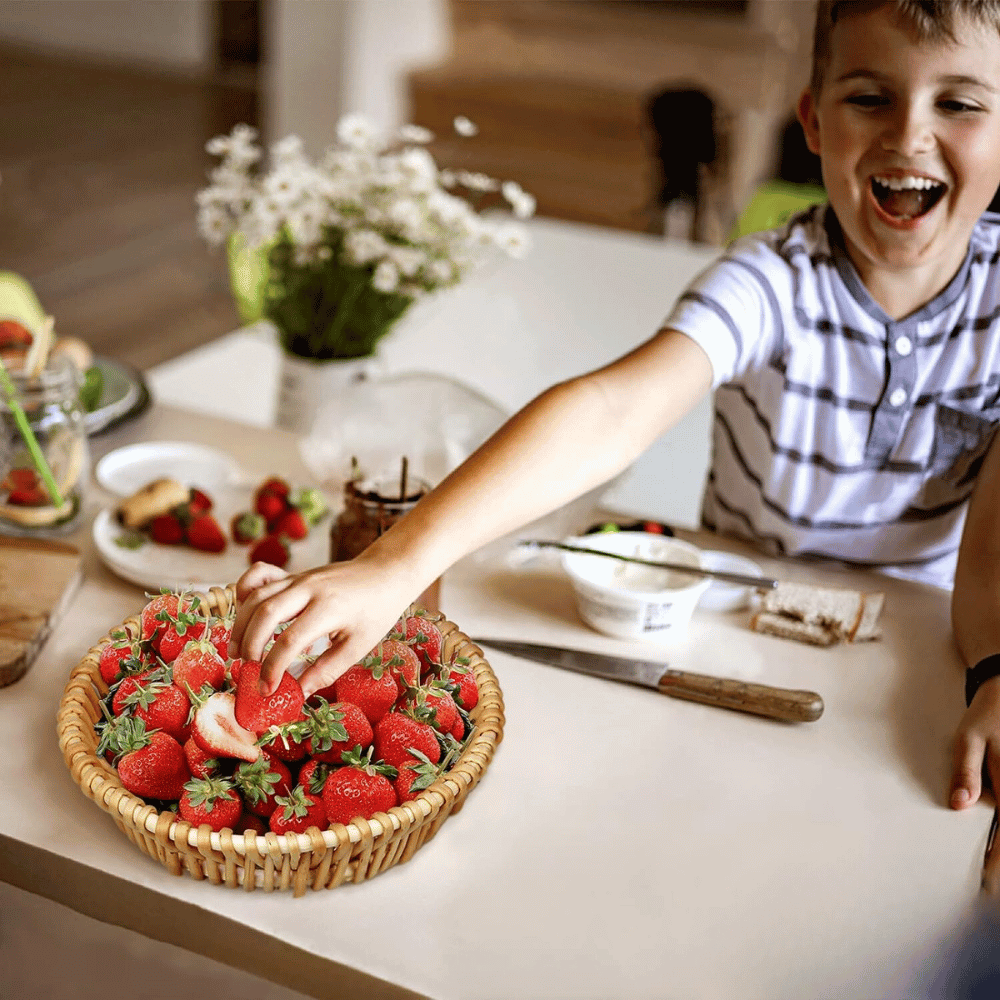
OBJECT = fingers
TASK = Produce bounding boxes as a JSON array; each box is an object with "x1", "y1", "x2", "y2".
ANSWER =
[
  {"x1": 235, "y1": 561, "x2": 288, "y2": 604},
  {"x1": 258, "y1": 602, "x2": 332, "y2": 695},
  {"x1": 952, "y1": 729, "x2": 987, "y2": 809},
  {"x1": 297, "y1": 638, "x2": 365, "y2": 699}
]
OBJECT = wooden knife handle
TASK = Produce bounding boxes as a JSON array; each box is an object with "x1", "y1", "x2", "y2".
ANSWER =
[{"x1": 657, "y1": 670, "x2": 824, "y2": 723}]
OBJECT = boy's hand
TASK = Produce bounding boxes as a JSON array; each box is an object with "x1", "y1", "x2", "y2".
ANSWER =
[
  {"x1": 950, "y1": 676, "x2": 1000, "y2": 810},
  {"x1": 230, "y1": 557, "x2": 415, "y2": 699}
]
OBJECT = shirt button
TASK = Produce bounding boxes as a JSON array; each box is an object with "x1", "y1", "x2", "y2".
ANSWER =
[
  {"x1": 889, "y1": 387, "x2": 908, "y2": 407},
  {"x1": 895, "y1": 335, "x2": 913, "y2": 356}
]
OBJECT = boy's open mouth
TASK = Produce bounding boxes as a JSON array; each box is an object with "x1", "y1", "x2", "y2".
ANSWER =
[{"x1": 870, "y1": 175, "x2": 947, "y2": 220}]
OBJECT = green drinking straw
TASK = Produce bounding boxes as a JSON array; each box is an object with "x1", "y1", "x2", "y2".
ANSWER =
[{"x1": 0, "y1": 356, "x2": 64, "y2": 508}]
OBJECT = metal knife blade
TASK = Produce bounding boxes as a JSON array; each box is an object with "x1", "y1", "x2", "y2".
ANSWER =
[{"x1": 473, "y1": 638, "x2": 824, "y2": 723}]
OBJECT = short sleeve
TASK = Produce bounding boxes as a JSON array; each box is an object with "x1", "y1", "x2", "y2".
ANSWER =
[{"x1": 663, "y1": 239, "x2": 785, "y2": 388}]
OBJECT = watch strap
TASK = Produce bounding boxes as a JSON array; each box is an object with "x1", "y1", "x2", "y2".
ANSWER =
[{"x1": 965, "y1": 653, "x2": 1000, "y2": 707}]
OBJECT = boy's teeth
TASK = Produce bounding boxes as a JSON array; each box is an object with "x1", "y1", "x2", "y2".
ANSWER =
[{"x1": 873, "y1": 175, "x2": 939, "y2": 190}]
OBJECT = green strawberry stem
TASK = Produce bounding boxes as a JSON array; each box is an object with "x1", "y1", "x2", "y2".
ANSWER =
[{"x1": 0, "y1": 357, "x2": 64, "y2": 507}]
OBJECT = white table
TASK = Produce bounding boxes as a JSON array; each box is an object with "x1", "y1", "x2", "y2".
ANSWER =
[
  {"x1": 147, "y1": 215, "x2": 720, "y2": 531},
  {"x1": 2, "y1": 217, "x2": 994, "y2": 1000}
]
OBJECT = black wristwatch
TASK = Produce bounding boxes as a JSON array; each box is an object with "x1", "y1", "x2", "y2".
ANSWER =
[{"x1": 965, "y1": 653, "x2": 1000, "y2": 707}]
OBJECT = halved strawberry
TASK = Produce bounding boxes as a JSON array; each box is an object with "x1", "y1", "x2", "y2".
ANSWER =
[{"x1": 191, "y1": 691, "x2": 260, "y2": 763}]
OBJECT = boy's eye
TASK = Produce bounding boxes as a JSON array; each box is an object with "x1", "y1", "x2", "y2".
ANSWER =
[
  {"x1": 845, "y1": 94, "x2": 889, "y2": 108},
  {"x1": 937, "y1": 99, "x2": 981, "y2": 114}
]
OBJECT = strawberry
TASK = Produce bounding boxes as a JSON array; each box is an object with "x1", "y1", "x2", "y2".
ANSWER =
[
  {"x1": 304, "y1": 699, "x2": 372, "y2": 764},
  {"x1": 111, "y1": 666, "x2": 161, "y2": 716},
  {"x1": 402, "y1": 612, "x2": 444, "y2": 672},
  {"x1": 257, "y1": 713, "x2": 311, "y2": 762},
  {"x1": 227, "y1": 657, "x2": 247, "y2": 684},
  {"x1": 179, "y1": 777, "x2": 243, "y2": 832},
  {"x1": 288, "y1": 486, "x2": 328, "y2": 526},
  {"x1": 254, "y1": 490, "x2": 288, "y2": 527},
  {"x1": 207, "y1": 616, "x2": 232, "y2": 660},
  {"x1": 273, "y1": 507, "x2": 308, "y2": 540},
  {"x1": 8, "y1": 485, "x2": 47, "y2": 505},
  {"x1": 395, "y1": 749, "x2": 446, "y2": 804},
  {"x1": 156, "y1": 603, "x2": 208, "y2": 663},
  {"x1": 373, "y1": 711, "x2": 441, "y2": 772},
  {"x1": 98, "y1": 629, "x2": 141, "y2": 685},
  {"x1": 422, "y1": 687, "x2": 461, "y2": 737},
  {"x1": 123, "y1": 675, "x2": 192, "y2": 743},
  {"x1": 186, "y1": 513, "x2": 227, "y2": 553},
  {"x1": 269, "y1": 785, "x2": 328, "y2": 835},
  {"x1": 149, "y1": 513, "x2": 185, "y2": 545},
  {"x1": 333, "y1": 661, "x2": 399, "y2": 726},
  {"x1": 367, "y1": 638, "x2": 420, "y2": 695},
  {"x1": 298, "y1": 758, "x2": 333, "y2": 796},
  {"x1": 234, "y1": 753, "x2": 294, "y2": 817},
  {"x1": 256, "y1": 476, "x2": 291, "y2": 501},
  {"x1": 447, "y1": 658, "x2": 479, "y2": 711},
  {"x1": 234, "y1": 659, "x2": 304, "y2": 735},
  {"x1": 172, "y1": 638, "x2": 226, "y2": 693},
  {"x1": 0, "y1": 318, "x2": 33, "y2": 348},
  {"x1": 248, "y1": 533, "x2": 289, "y2": 568},
  {"x1": 191, "y1": 691, "x2": 260, "y2": 763},
  {"x1": 231, "y1": 510, "x2": 266, "y2": 545},
  {"x1": 187, "y1": 487, "x2": 214, "y2": 515},
  {"x1": 113, "y1": 720, "x2": 191, "y2": 801},
  {"x1": 322, "y1": 747, "x2": 398, "y2": 827},
  {"x1": 140, "y1": 592, "x2": 186, "y2": 648},
  {"x1": 235, "y1": 811, "x2": 268, "y2": 836},
  {"x1": 183, "y1": 736, "x2": 219, "y2": 779}
]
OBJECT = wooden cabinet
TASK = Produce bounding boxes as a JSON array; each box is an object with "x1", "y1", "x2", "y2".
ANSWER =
[{"x1": 407, "y1": 0, "x2": 814, "y2": 241}]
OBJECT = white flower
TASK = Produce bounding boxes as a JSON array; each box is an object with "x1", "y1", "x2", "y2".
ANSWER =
[
  {"x1": 426, "y1": 190, "x2": 475, "y2": 227},
  {"x1": 425, "y1": 258, "x2": 454, "y2": 285},
  {"x1": 261, "y1": 164, "x2": 309, "y2": 207},
  {"x1": 398, "y1": 147, "x2": 438, "y2": 190},
  {"x1": 453, "y1": 116, "x2": 478, "y2": 137},
  {"x1": 489, "y1": 221, "x2": 532, "y2": 259},
  {"x1": 270, "y1": 134, "x2": 305, "y2": 165},
  {"x1": 337, "y1": 112, "x2": 378, "y2": 151},
  {"x1": 398, "y1": 124, "x2": 434, "y2": 144},
  {"x1": 196, "y1": 204, "x2": 232, "y2": 246},
  {"x1": 206, "y1": 124, "x2": 260, "y2": 167},
  {"x1": 372, "y1": 259, "x2": 400, "y2": 293},
  {"x1": 387, "y1": 245, "x2": 425, "y2": 277},
  {"x1": 457, "y1": 170, "x2": 500, "y2": 192},
  {"x1": 502, "y1": 180, "x2": 537, "y2": 219},
  {"x1": 343, "y1": 229, "x2": 386, "y2": 265},
  {"x1": 286, "y1": 199, "x2": 325, "y2": 247},
  {"x1": 438, "y1": 169, "x2": 458, "y2": 188},
  {"x1": 386, "y1": 198, "x2": 424, "y2": 235}
]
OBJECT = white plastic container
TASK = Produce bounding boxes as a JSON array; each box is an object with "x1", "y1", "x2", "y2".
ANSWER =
[
  {"x1": 697, "y1": 550, "x2": 766, "y2": 612},
  {"x1": 561, "y1": 532, "x2": 709, "y2": 640}
]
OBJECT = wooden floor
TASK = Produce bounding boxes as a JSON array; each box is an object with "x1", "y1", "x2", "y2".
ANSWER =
[{"x1": 0, "y1": 47, "x2": 258, "y2": 372}]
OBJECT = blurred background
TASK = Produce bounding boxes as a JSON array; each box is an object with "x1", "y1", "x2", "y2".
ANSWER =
[{"x1": 0, "y1": 0, "x2": 824, "y2": 372}]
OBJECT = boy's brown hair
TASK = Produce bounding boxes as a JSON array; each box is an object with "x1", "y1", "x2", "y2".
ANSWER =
[{"x1": 810, "y1": 0, "x2": 1000, "y2": 94}]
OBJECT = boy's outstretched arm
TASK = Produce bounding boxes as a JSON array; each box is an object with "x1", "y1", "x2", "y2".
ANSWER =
[
  {"x1": 950, "y1": 431, "x2": 1000, "y2": 830},
  {"x1": 231, "y1": 328, "x2": 713, "y2": 696}
]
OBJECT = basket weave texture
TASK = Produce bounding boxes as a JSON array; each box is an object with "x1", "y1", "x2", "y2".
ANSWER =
[{"x1": 57, "y1": 585, "x2": 504, "y2": 895}]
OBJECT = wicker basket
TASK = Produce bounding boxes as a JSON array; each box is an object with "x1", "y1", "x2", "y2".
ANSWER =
[{"x1": 57, "y1": 586, "x2": 504, "y2": 895}]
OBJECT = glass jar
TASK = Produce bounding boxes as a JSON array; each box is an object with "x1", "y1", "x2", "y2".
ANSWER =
[
  {"x1": 330, "y1": 472, "x2": 440, "y2": 610},
  {"x1": 0, "y1": 355, "x2": 89, "y2": 535}
]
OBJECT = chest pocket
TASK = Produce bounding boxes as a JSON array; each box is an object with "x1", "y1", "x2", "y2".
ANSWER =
[{"x1": 929, "y1": 404, "x2": 1000, "y2": 489}]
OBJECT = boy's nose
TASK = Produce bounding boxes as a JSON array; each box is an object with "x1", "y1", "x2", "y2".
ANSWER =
[{"x1": 880, "y1": 107, "x2": 935, "y2": 156}]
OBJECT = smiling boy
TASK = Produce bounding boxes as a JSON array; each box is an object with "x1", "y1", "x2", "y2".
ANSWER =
[{"x1": 232, "y1": 1, "x2": 1000, "y2": 860}]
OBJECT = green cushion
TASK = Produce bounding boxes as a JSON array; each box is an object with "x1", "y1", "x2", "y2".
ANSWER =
[{"x1": 729, "y1": 180, "x2": 827, "y2": 243}]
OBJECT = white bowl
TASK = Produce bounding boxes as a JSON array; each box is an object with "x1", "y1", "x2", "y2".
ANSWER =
[
  {"x1": 697, "y1": 550, "x2": 766, "y2": 612},
  {"x1": 561, "y1": 532, "x2": 709, "y2": 640}
]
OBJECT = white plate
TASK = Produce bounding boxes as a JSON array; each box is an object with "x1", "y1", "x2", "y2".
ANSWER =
[
  {"x1": 93, "y1": 481, "x2": 331, "y2": 592},
  {"x1": 95, "y1": 441, "x2": 245, "y2": 497}
]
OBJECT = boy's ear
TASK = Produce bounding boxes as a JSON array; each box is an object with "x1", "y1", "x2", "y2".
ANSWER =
[{"x1": 797, "y1": 88, "x2": 822, "y2": 156}]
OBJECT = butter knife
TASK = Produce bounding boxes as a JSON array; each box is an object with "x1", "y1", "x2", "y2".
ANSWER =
[{"x1": 474, "y1": 638, "x2": 824, "y2": 723}]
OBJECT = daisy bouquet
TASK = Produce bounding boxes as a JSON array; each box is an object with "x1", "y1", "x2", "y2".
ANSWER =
[{"x1": 197, "y1": 115, "x2": 535, "y2": 361}]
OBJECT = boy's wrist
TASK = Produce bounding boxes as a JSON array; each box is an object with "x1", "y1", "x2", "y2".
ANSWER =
[{"x1": 965, "y1": 654, "x2": 1000, "y2": 707}]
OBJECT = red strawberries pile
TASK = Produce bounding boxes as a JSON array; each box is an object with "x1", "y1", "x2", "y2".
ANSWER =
[
  {"x1": 96, "y1": 595, "x2": 480, "y2": 836},
  {"x1": 230, "y1": 475, "x2": 328, "y2": 569}
]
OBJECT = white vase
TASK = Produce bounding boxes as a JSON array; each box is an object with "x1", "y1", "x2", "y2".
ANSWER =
[{"x1": 275, "y1": 352, "x2": 380, "y2": 434}]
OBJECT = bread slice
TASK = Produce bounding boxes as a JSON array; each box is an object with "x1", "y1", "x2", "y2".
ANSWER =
[
  {"x1": 750, "y1": 581, "x2": 884, "y2": 646},
  {"x1": 116, "y1": 477, "x2": 189, "y2": 529}
]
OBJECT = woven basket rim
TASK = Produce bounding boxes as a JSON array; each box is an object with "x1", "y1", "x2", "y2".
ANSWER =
[{"x1": 58, "y1": 585, "x2": 503, "y2": 864}]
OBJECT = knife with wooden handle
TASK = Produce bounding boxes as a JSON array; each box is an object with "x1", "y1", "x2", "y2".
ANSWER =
[{"x1": 473, "y1": 638, "x2": 824, "y2": 723}]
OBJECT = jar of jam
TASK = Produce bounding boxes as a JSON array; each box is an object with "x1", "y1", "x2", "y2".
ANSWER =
[
  {"x1": 330, "y1": 472, "x2": 440, "y2": 610},
  {"x1": 0, "y1": 354, "x2": 89, "y2": 535}
]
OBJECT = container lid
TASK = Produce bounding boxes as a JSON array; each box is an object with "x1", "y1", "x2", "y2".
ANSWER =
[{"x1": 697, "y1": 550, "x2": 766, "y2": 612}]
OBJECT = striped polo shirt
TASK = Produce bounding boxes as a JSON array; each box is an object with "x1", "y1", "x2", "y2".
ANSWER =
[{"x1": 664, "y1": 204, "x2": 1000, "y2": 589}]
